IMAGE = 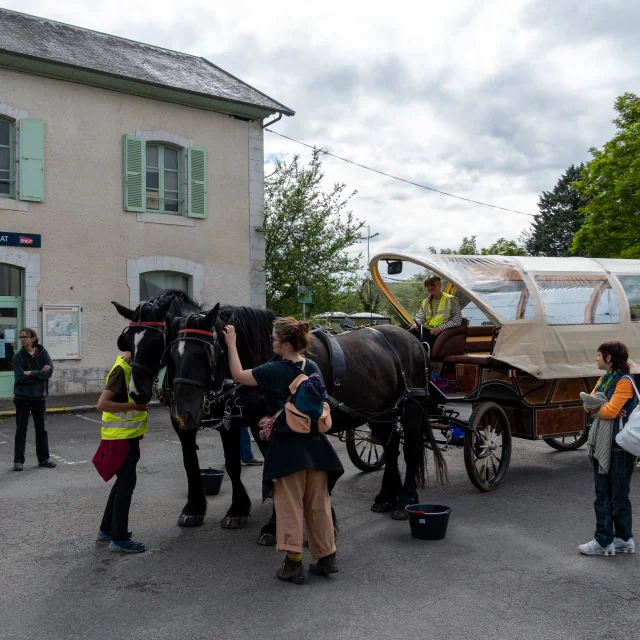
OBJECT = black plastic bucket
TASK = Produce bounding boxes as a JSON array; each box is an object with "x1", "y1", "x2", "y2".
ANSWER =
[
  {"x1": 405, "y1": 504, "x2": 451, "y2": 540},
  {"x1": 200, "y1": 468, "x2": 225, "y2": 496}
]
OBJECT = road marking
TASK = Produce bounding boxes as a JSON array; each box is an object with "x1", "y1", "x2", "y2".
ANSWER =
[
  {"x1": 50, "y1": 453, "x2": 88, "y2": 465},
  {"x1": 76, "y1": 415, "x2": 102, "y2": 424}
]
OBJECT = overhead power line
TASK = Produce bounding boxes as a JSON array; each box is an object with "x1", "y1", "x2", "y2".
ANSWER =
[{"x1": 265, "y1": 129, "x2": 536, "y2": 218}]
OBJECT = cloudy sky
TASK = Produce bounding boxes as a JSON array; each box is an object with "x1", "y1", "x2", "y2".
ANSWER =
[{"x1": 4, "y1": 0, "x2": 639, "y2": 260}]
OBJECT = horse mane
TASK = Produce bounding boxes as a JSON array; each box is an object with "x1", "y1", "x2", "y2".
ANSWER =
[
  {"x1": 133, "y1": 290, "x2": 199, "y2": 322},
  {"x1": 217, "y1": 305, "x2": 276, "y2": 368}
]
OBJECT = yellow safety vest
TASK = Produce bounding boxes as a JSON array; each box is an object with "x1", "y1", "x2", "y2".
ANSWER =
[
  {"x1": 421, "y1": 292, "x2": 454, "y2": 330},
  {"x1": 101, "y1": 356, "x2": 148, "y2": 440}
]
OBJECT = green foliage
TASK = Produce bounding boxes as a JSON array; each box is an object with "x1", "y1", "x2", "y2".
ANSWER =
[
  {"x1": 261, "y1": 150, "x2": 366, "y2": 317},
  {"x1": 572, "y1": 93, "x2": 640, "y2": 258},
  {"x1": 521, "y1": 164, "x2": 588, "y2": 257},
  {"x1": 480, "y1": 238, "x2": 526, "y2": 256}
]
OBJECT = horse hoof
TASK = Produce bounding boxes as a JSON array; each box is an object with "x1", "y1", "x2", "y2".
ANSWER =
[
  {"x1": 257, "y1": 532, "x2": 276, "y2": 546},
  {"x1": 221, "y1": 516, "x2": 249, "y2": 530},
  {"x1": 178, "y1": 514, "x2": 205, "y2": 527},
  {"x1": 391, "y1": 508, "x2": 408, "y2": 521},
  {"x1": 371, "y1": 502, "x2": 393, "y2": 513}
]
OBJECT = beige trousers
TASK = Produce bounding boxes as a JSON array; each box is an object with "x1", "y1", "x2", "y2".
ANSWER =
[{"x1": 272, "y1": 469, "x2": 336, "y2": 559}]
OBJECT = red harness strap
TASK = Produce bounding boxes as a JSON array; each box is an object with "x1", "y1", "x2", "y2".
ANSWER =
[
  {"x1": 178, "y1": 329, "x2": 215, "y2": 337},
  {"x1": 129, "y1": 322, "x2": 165, "y2": 327}
]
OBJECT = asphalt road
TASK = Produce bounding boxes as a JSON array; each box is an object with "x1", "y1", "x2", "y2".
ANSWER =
[{"x1": 1, "y1": 408, "x2": 639, "y2": 640}]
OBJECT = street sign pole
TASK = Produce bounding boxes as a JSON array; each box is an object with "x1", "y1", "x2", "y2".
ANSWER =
[
  {"x1": 302, "y1": 302, "x2": 306, "y2": 321},
  {"x1": 297, "y1": 285, "x2": 312, "y2": 321}
]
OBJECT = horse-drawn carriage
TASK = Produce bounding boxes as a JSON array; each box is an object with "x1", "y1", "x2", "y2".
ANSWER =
[{"x1": 345, "y1": 254, "x2": 640, "y2": 491}]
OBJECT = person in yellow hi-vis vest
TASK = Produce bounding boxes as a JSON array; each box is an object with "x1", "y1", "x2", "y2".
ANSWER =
[
  {"x1": 409, "y1": 275, "x2": 462, "y2": 350},
  {"x1": 93, "y1": 351, "x2": 148, "y2": 553}
]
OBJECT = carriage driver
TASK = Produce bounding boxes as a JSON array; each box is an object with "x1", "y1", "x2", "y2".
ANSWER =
[{"x1": 409, "y1": 275, "x2": 462, "y2": 349}]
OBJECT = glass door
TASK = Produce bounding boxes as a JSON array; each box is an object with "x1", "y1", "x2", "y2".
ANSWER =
[
  {"x1": 0, "y1": 265, "x2": 24, "y2": 398},
  {"x1": 0, "y1": 302, "x2": 22, "y2": 397}
]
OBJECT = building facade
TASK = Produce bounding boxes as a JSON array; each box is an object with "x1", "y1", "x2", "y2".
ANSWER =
[{"x1": 0, "y1": 9, "x2": 293, "y2": 397}]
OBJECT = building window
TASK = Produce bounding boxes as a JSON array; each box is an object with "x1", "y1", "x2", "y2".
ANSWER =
[
  {"x1": 0, "y1": 119, "x2": 13, "y2": 198},
  {"x1": 146, "y1": 144, "x2": 180, "y2": 213},
  {"x1": 616, "y1": 275, "x2": 640, "y2": 321},
  {"x1": 140, "y1": 271, "x2": 192, "y2": 302},
  {"x1": 0, "y1": 264, "x2": 22, "y2": 296}
]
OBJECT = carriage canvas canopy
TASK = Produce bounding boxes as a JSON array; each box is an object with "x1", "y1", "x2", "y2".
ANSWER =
[{"x1": 370, "y1": 254, "x2": 640, "y2": 379}]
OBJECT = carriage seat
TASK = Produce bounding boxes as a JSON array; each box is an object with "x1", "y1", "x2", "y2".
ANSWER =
[{"x1": 430, "y1": 318, "x2": 468, "y2": 360}]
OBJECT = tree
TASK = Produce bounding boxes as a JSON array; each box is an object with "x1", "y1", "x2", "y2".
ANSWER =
[
  {"x1": 481, "y1": 238, "x2": 526, "y2": 256},
  {"x1": 261, "y1": 150, "x2": 366, "y2": 316},
  {"x1": 571, "y1": 93, "x2": 640, "y2": 258},
  {"x1": 440, "y1": 236, "x2": 478, "y2": 255},
  {"x1": 520, "y1": 164, "x2": 589, "y2": 256}
]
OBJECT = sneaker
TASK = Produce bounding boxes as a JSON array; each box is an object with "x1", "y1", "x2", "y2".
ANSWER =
[
  {"x1": 578, "y1": 539, "x2": 615, "y2": 556},
  {"x1": 109, "y1": 539, "x2": 146, "y2": 553},
  {"x1": 38, "y1": 459, "x2": 57, "y2": 468},
  {"x1": 241, "y1": 457, "x2": 263, "y2": 466},
  {"x1": 276, "y1": 557, "x2": 306, "y2": 584},
  {"x1": 309, "y1": 552, "x2": 339, "y2": 575},
  {"x1": 97, "y1": 530, "x2": 132, "y2": 543},
  {"x1": 13, "y1": 463, "x2": 23, "y2": 471},
  {"x1": 614, "y1": 537, "x2": 636, "y2": 554}
]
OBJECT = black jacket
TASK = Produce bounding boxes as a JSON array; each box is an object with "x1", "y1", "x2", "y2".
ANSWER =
[{"x1": 13, "y1": 345, "x2": 54, "y2": 400}]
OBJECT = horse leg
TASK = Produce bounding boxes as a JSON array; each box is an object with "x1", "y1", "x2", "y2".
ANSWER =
[
  {"x1": 371, "y1": 425, "x2": 402, "y2": 513},
  {"x1": 218, "y1": 425, "x2": 251, "y2": 529},
  {"x1": 173, "y1": 420, "x2": 207, "y2": 527},
  {"x1": 257, "y1": 506, "x2": 277, "y2": 547},
  {"x1": 393, "y1": 400, "x2": 447, "y2": 520}
]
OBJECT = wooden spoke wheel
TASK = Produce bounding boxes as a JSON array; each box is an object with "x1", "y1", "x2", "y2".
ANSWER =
[
  {"x1": 464, "y1": 402, "x2": 512, "y2": 492},
  {"x1": 345, "y1": 424, "x2": 386, "y2": 472},
  {"x1": 544, "y1": 431, "x2": 588, "y2": 451}
]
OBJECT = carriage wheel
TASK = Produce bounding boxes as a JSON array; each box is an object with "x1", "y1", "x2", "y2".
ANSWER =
[
  {"x1": 544, "y1": 431, "x2": 588, "y2": 451},
  {"x1": 464, "y1": 402, "x2": 512, "y2": 492},
  {"x1": 345, "y1": 425, "x2": 386, "y2": 472}
]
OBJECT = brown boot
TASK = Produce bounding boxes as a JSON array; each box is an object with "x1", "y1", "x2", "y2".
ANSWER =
[
  {"x1": 309, "y1": 552, "x2": 339, "y2": 576},
  {"x1": 276, "y1": 556, "x2": 306, "y2": 584}
]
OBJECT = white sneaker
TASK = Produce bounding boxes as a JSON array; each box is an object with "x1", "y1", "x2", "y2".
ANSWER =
[
  {"x1": 614, "y1": 537, "x2": 635, "y2": 554},
  {"x1": 578, "y1": 539, "x2": 616, "y2": 556}
]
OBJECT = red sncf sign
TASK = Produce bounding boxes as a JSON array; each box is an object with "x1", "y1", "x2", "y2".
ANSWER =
[{"x1": 19, "y1": 236, "x2": 34, "y2": 245}]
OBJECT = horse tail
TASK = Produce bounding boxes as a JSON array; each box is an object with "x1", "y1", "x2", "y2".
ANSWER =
[{"x1": 420, "y1": 406, "x2": 448, "y2": 487}]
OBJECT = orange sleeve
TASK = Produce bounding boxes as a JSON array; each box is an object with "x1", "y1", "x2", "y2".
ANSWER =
[{"x1": 598, "y1": 378, "x2": 634, "y2": 419}]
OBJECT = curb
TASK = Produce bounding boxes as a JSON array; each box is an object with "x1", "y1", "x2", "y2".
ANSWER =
[{"x1": 0, "y1": 401, "x2": 160, "y2": 419}]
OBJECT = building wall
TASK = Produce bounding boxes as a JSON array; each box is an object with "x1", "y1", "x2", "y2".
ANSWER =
[{"x1": 0, "y1": 68, "x2": 265, "y2": 394}]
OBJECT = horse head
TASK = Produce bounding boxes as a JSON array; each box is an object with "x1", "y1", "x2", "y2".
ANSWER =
[
  {"x1": 166, "y1": 304, "x2": 225, "y2": 430},
  {"x1": 111, "y1": 290, "x2": 192, "y2": 404}
]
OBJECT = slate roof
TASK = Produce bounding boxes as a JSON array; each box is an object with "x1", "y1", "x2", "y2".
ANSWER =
[{"x1": 0, "y1": 9, "x2": 294, "y2": 116}]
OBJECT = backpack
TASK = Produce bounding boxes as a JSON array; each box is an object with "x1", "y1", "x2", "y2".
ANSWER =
[{"x1": 284, "y1": 371, "x2": 332, "y2": 434}]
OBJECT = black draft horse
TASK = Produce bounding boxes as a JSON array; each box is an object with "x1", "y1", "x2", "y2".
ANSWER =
[{"x1": 163, "y1": 297, "x2": 447, "y2": 536}]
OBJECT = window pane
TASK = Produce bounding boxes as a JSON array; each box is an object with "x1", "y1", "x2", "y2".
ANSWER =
[
  {"x1": 0, "y1": 121, "x2": 9, "y2": 146},
  {"x1": 535, "y1": 276, "x2": 619, "y2": 325},
  {"x1": 164, "y1": 147, "x2": 178, "y2": 170},
  {"x1": 164, "y1": 196, "x2": 179, "y2": 212},
  {"x1": 140, "y1": 271, "x2": 191, "y2": 301},
  {"x1": 617, "y1": 275, "x2": 640, "y2": 321},
  {"x1": 0, "y1": 147, "x2": 9, "y2": 171},
  {"x1": 0, "y1": 265, "x2": 21, "y2": 296},
  {"x1": 146, "y1": 170, "x2": 159, "y2": 190},
  {"x1": 0, "y1": 182, "x2": 9, "y2": 195},
  {"x1": 164, "y1": 170, "x2": 178, "y2": 191},
  {"x1": 146, "y1": 192, "x2": 159, "y2": 210},
  {"x1": 146, "y1": 145, "x2": 158, "y2": 168}
]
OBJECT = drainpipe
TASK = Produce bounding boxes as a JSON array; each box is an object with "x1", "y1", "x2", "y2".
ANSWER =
[{"x1": 262, "y1": 113, "x2": 282, "y2": 129}]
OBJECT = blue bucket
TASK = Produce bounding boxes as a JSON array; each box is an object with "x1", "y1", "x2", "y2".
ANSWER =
[{"x1": 405, "y1": 504, "x2": 451, "y2": 540}]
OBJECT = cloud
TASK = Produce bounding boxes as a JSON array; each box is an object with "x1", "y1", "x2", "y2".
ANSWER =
[{"x1": 3, "y1": 0, "x2": 637, "y2": 260}]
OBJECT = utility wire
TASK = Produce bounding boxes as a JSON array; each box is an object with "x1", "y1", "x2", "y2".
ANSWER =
[{"x1": 265, "y1": 129, "x2": 536, "y2": 218}]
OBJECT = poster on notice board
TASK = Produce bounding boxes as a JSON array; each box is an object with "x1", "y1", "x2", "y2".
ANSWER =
[{"x1": 42, "y1": 304, "x2": 81, "y2": 360}]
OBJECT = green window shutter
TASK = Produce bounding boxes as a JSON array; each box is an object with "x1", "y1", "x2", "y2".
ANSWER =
[
  {"x1": 123, "y1": 134, "x2": 145, "y2": 212},
  {"x1": 18, "y1": 119, "x2": 45, "y2": 202},
  {"x1": 187, "y1": 147, "x2": 207, "y2": 218}
]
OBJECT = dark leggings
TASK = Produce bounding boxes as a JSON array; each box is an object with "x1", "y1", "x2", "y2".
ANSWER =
[
  {"x1": 13, "y1": 398, "x2": 49, "y2": 464},
  {"x1": 100, "y1": 439, "x2": 140, "y2": 540}
]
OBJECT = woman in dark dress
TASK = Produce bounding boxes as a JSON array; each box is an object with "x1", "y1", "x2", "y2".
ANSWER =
[{"x1": 223, "y1": 317, "x2": 344, "y2": 584}]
